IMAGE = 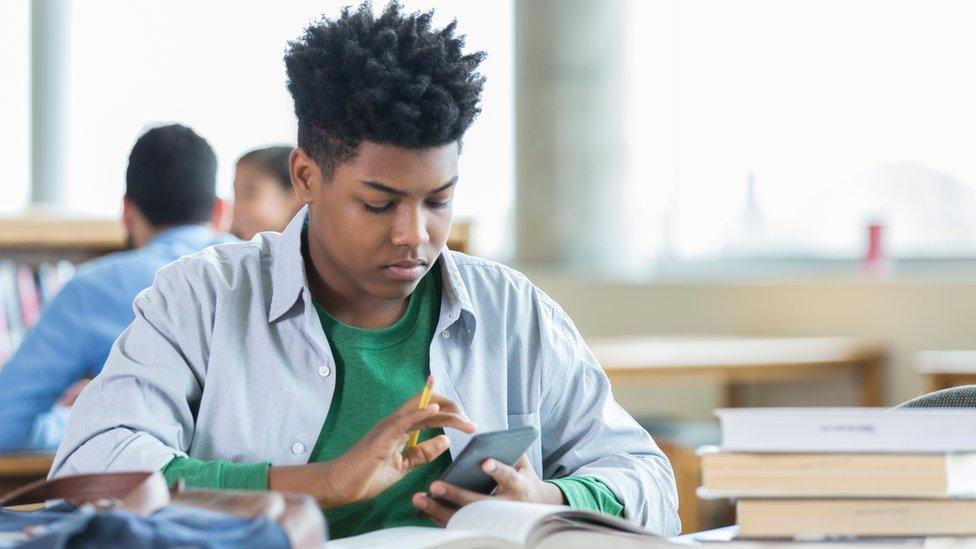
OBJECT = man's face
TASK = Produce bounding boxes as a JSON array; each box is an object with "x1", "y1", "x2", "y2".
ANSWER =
[
  {"x1": 231, "y1": 162, "x2": 301, "y2": 240},
  {"x1": 298, "y1": 141, "x2": 458, "y2": 302}
]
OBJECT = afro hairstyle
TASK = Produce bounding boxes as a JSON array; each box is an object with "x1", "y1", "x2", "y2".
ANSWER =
[{"x1": 284, "y1": 1, "x2": 487, "y2": 175}]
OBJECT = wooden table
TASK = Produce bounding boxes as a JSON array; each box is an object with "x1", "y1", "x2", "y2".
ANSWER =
[
  {"x1": 0, "y1": 454, "x2": 54, "y2": 496},
  {"x1": 588, "y1": 335, "x2": 887, "y2": 533},
  {"x1": 915, "y1": 350, "x2": 976, "y2": 393},
  {"x1": 588, "y1": 336, "x2": 887, "y2": 407}
]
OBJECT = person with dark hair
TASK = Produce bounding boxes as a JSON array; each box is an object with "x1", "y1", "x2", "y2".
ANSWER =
[
  {"x1": 51, "y1": 2, "x2": 679, "y2": 538},
  {"x1": 230, "y1": 145, "x2": 302, "y2": 240},
  {"x1": 0, "y1": 124, "x2": 234, "y2": 454}
]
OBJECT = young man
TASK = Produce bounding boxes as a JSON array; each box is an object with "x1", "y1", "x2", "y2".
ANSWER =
[
  {"x1": 51, "y1": 2, "x2": 679, "y2": 538},
  {"x1": 0, "y1": 124, "x2": 233, "y2": 454}
]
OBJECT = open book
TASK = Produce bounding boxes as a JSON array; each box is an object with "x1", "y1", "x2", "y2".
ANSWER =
[{"x1": 328, "y1": 500, "x2": 674, "y2": 549}]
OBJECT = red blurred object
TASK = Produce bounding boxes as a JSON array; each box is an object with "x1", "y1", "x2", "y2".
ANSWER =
[
  {"x1": 863, "y1": 222, "x2": 891, "y2": 277},
  {"x1": 865, "y1": 223, "x2": 884, "y2": 263}
]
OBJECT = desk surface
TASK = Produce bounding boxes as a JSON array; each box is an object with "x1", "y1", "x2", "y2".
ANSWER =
[
  {"x1": 589, "y1": 336, "x2": 885, "y2": 376},
  {"x1": 915, "y1": 350, "x2": 976, "y2": 374},
  {"x1": 0, "y1": 454, "x2": 54, "y2": 476}
]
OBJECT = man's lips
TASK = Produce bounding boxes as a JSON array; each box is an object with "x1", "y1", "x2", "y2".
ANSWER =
[
  {"x1": 383, "y1": 260, "x2": 428, "y2": 281},
  {"x1": 388, "y1": 260, "x2": 424, "y2": 268}
]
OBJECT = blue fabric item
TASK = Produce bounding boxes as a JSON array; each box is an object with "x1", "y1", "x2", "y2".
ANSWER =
[
  {"x1": 0, "y1": 503, "x2": 289, "y2": 549},
  {"x1": 0, "y1": 225, "x2": 236, "y2": 453}
]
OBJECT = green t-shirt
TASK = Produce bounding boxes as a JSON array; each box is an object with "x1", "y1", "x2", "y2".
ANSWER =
[
  {"x1": 162, "y1": 269, "x2": 624, "y2": 539},
  {"x1": 311, "y1": 266, "x2": 449, "y2": 538}
]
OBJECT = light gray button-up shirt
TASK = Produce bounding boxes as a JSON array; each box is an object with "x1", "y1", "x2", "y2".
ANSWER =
[{"x1": 50, "y1": 207, "x2": 680, "y2": 535}]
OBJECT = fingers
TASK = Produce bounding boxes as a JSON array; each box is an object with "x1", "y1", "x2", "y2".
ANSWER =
[
  {"x1": 393, "y1": 405, "x2": 477, "y2": 435},
  {"x1": 513, "y1": 454, "x2": 532, "y2": 471},
  {"x1": 428, "y1": 480, "x2": 488, "y2": 508},
  {"x1": 397, "y1": 391, "x2": 463, "y2": 415},
  {"x1": 412, "y1": 492, "x2": 459, "y2": 527},
  {"x1": 482, "y1": 458, "x2": 523, "y2": 491},
  {"x1": 402, "y1": 435, "x2": 450, "y2": 469},
  {"x1": 368, "y1": 403, "x2": 475, "y2": 457},
  {"x1": 425, "y1": 394, "x2": 462, "y2": 414}
]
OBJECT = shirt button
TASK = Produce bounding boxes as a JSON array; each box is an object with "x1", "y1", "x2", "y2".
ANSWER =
[
  {"x1": 441, "y1": 330, "x2": 451, "y2": 340},
  {"x1": 318, "y1": 365, "x2": 331, "y2": 377},
  {"x1": 291, "y1": 442, "x2": 305, "y2": 455}
]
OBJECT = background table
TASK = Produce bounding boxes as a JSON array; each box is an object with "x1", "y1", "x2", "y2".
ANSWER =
[
  {"x1": 0, "y1": 454, "x2": 54, "y2": 496},
  {"x1": 915, "y1": 350, "x2": 976, "y2": 393},
  {"x1": 589, "y1": 336, "x2": 887, "y2": 407},
  {"x1": 588, "y1": 336, "x2": 887, "y2": 533}
]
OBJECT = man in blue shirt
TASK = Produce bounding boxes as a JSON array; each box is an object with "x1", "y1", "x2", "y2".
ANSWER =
[{"x1": 0, "y1": 124, "x2": 235, "y2": 453}]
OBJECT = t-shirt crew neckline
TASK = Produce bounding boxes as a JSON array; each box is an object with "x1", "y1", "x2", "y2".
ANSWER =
[{"x1": 313, "y1": 269, "x2": 437, "y2": 350}]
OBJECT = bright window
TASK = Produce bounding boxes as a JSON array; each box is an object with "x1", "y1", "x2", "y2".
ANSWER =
[
  {"x1": 66, "y1": 1, "x2": 513, "y2": 257},
  {"x1": 625, "y1": 0, "x2": 976, "y2": 260},
  {"x1": 0, "y1": 0, "x2": 29, "y2": 214}
]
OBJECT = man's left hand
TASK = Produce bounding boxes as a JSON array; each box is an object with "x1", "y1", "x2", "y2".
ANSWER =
[{"x1": 411, "y1": 455, "x2": 565, "y2": 526}]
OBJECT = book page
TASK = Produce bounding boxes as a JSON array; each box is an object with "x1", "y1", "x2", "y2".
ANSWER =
[
  {"x1": 447, "y1": 500, "x2": 570, "y2": 544},
  {"x1": 327, "y1": 526, "x2": 506, "y2": 549},
  {"x1": 535, "y1": 529, "x2": 677, "y2": 549}
]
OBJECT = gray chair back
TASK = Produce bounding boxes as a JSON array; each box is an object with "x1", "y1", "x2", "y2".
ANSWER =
[{"x1": 896, "y1": 385, "x2": 976, "y2": 408}]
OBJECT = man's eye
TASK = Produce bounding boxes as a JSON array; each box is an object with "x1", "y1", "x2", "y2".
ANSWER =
[
  {"x1": 363, "y1": 201, "x2": 395, "y2": 213},
  {"x1": 425, "y1": 198, "x2": 451, "y2": 210}
]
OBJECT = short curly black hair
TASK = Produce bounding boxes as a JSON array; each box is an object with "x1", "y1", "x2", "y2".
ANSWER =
[
  {"x1": 284, "y1": 1, "x2": 486, "y2": 175},
  {"x1": 125, "y1": 124, "x2": 217, "y2": 227}
]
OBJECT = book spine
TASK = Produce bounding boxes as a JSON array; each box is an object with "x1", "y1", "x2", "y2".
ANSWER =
[
  {"x1": 17, "y1": 265, "x2": 41, "y2": 328},
  {"x1": 0, "y1": 260, "x2": 74, "y2": 363}
]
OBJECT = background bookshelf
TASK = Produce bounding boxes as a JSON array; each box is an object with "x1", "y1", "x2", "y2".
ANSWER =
[
  {"x1": 0, "y1": 207, "x2": 471, "y2": 357},
  {"x1": 0, "y1": 208, "x2": 124, "y2": 266},
  {"x1": 0, "y1": 209, "x2": 472, "y2": 262}
]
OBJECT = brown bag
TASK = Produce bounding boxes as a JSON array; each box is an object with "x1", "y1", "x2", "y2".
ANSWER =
[{"x1": 0, "y1": 471, "x2": 326, "y2": 548}]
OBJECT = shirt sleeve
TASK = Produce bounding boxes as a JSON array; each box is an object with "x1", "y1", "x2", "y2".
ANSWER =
[
  {"x1": 50, "y1": 267, "x2": 210, "y2": 477},
  {"x1": 537, "y1": 299, "x2": 680, "y2": 535},
  {"x1": 0, "y1": 277, "x2": 97, "y2": 453},
  {"x1": 547, "y1": 476, "x2": 624, "y2": 517},
  {"x1": 162, "y1": 457, "x2": 270, "y2": 491}
]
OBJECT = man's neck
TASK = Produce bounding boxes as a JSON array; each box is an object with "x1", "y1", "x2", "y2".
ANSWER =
[
  {"x1": 302, "y1": 232, "x2": 409, "y2": 329},
  {"x1": 310, "y1": 277, "x2": 409, "y2": 329},
  {"x1": 131, "y1": 223, "x2": 207, "y2": 248}
]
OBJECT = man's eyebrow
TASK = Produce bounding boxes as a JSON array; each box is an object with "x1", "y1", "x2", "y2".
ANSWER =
[
  {"x1": 361, "y1": 176, "x2": 458, "y2": 196},
  {"x1": 430, "y1": 176, "x2": 459, "y2": 194}
]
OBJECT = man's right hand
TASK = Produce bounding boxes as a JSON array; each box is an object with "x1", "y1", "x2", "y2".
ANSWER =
[{"x1": 269, "y1": 391, "x2": 476, "y2": 508}]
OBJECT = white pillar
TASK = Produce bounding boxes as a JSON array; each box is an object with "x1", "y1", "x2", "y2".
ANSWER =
[
  {"x1": 515, "y1": 0, "x2": 627, "y2": 268},
  {"x1": 30, "y1": 0, "x2": 71, "y2": 205}
]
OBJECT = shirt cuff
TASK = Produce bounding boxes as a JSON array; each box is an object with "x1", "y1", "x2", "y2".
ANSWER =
[
  {"x1": 546, "y1": 476, "x2": 625, "y2": 517},
  {"x1": 162, "y1": 457, "x2": 270, "y2": 491}
]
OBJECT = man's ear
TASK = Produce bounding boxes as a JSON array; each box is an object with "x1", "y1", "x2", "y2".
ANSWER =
[
  {"x1": 210, "y1": 197, "x2": 230, "y2": 231},
  {"x1": 290, "y1": 147, "x2": 322, "y2": 204},
  {"x1": 121, "y1": 196, "x2": 137, "y2": 234}
]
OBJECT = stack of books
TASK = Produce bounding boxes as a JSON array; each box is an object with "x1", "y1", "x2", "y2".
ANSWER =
[{"x1": 699, "y1": 407, "x2": 976, "y2": 540}]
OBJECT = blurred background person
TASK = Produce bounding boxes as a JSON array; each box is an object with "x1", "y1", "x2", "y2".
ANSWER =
[
  {"x1": 230, "y1": 145, "x2": 302, "y2": 240},
  {"x1": 0, "y1": 123, "x2": 234, "y2": 454}
]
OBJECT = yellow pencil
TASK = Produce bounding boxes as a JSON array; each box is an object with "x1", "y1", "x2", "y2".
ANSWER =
[{"x1": 406, "y1": 375, "x2": 434, "y2": 449}]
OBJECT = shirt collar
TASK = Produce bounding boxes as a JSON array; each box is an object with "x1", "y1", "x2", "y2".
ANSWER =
[
  {"x1": 268, "y1": 206, "x2": 309, "y2": 322},
  {"x1": 267, "y1": 205, "x2": 476, "y2": 336},
  {"x1": 434, "y1": 245, "x2": 477, "y2": 336}
]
